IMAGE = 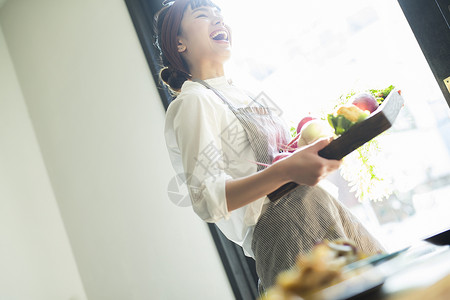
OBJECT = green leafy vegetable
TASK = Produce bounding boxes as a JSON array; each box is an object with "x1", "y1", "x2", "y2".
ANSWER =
[
  {"x1": 368, "y1": 85, "x2": 395, "y2": 104},
  {"x1": 327, "y1": 114, "x2": 354, "y2": 135}
]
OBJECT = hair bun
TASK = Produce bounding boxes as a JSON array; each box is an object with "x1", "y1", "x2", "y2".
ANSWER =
[{"x1": 160, "y1": 66, "x2": 190, "y2": 92}]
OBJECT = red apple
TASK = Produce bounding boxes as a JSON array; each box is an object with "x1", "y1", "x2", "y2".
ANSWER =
[
  {"x1": 297, "y1": 116, "x2": 316, "y2": 134},
  {"x1": 351, "y1": 93, "x2": 378, "y2": 113}
]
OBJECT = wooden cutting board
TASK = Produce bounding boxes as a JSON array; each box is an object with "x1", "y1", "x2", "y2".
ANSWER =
[{"x1": 268, "y1": 89, "x2": 404, "y2": 202}]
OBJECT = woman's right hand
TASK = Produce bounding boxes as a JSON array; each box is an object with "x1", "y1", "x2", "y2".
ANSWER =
[
  {"x1": 276, "y1": 138, "x2": 341, "y2": 186},
  {"x1": 225, "y1": 138, "x2": 340, "y2": 212}
]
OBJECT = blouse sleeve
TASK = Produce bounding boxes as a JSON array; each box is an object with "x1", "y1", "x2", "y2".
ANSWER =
[{"x1": 165, "y1": 92, "x2": 233, "y2": 222}]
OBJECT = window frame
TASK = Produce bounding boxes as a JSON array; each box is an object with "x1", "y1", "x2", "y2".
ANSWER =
[
  {"x1": 397, "y1": 0, "x2": 450, "y2": 107},
  {"x1": 124, "y1": 0, "x2": 173, "y2": 110}
]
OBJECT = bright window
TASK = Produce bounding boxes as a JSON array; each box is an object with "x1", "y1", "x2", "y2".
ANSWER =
[{"x1": 217, "y1": 0, "x2": 450, "y2": 251}]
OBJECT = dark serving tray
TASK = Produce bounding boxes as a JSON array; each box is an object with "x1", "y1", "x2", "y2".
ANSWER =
[{"x1": 268, "y1": 89, "x2": 404, "y2": 202}]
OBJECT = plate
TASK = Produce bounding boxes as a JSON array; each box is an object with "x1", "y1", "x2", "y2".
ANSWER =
[{"x1": 305, "y1": 268, "x2": 386, "y2": 300}]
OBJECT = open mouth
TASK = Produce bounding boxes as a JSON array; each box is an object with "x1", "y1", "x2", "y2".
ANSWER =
[{"x1": 210, "y1": 30, "x2": 229, "y2": 42}]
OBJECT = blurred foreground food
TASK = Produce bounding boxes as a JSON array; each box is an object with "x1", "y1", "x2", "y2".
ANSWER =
[{"x1": 259, "y1": 239, "x2": 372, "y2": 300}]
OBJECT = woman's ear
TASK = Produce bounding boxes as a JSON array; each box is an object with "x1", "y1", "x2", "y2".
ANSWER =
[{"x1": 177, "y1": 38, "x2": 187, "y2": 53}]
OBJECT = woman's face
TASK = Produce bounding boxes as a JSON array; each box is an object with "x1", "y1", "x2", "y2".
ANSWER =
[{"x1": 177, "y1": 5, "x2": 231, "y2": 70}]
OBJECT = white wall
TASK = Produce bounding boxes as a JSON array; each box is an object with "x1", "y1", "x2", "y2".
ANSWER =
[
  {"x1": 0, "y1": 24, "x2": 87, "y2": 300},
  {"x1": 0, "y1": 0, "x2": 234, "y2": 299}
]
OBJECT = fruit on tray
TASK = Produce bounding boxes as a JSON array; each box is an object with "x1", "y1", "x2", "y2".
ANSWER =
[
  {"x1": 351, "y1": 92, "x2": 379, "y2": 113},
  {"x1": 327, "y1": 104, "x2": 370, "y2": 136},
  {"x1": 283, "y1": 118, "x2": 333, "y2": 153}
]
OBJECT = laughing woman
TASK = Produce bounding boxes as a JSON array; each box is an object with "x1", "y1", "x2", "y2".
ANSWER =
[{"x1": 157, "y1": 0, "x2": 385, "y2": 291}]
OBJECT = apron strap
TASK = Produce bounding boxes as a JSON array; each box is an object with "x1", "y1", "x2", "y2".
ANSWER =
[
  {"x1": 192, "y1": 78, "x2": 268, "y2": 111},
  {"x1": 192, "y1": 78, "x2": 237, "y2": 110}
]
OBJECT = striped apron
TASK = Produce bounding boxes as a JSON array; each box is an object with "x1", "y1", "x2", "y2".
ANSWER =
[{"x1": 195, "y1": 80, "x2": 385, "y2": 290}]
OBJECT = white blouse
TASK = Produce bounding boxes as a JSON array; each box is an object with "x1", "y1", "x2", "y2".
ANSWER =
[{"x1": 164, "y1": 76, "x2": 269, "y2": 257}]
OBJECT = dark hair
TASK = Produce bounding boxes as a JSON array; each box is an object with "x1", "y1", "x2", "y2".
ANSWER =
[{"x1": 154, "y1": 0, "x2": 220, "y2": 93}]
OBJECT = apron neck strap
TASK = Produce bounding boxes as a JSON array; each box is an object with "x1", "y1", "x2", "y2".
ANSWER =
[
  {"x1": 192, "y1": 78, "x2": 268, "y2": 113},
  {"x1": 192, "y1": 78, "x2": 236, "y2": 109}
]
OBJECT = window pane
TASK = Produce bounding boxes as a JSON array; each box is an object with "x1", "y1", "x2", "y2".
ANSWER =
[{"x1": 217, "y1": 0, "x2": 450, "y2": 251}]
